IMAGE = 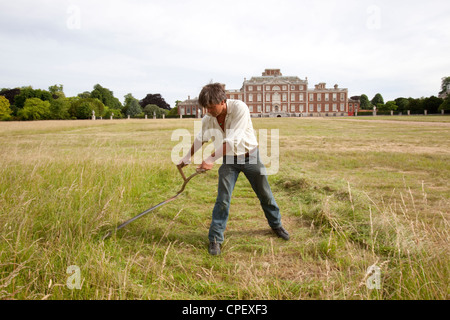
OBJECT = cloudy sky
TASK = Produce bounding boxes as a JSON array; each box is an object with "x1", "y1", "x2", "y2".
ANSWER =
[{"x1": 1, "y1": 0, "x2": 449, "y2": 107}]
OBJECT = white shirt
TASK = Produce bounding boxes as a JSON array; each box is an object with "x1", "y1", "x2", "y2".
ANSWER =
[{"x1": 196, "y1": 99, "x2": 258, "y2": 156}]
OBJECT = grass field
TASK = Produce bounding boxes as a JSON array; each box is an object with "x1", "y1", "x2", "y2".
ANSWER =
[{"x1": 0, "y1": 116, "x2": 448, "y2": 300}]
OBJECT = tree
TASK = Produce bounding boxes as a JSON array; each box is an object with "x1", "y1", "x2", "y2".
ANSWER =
[
  {"x1": 377, "y1": 101, "x2": 397, "y2": 112},
  {"x1": 359, "y1": 94, "x2": 371, "y2": 109},
  {"x1": 14, "y1": 87, "x2": 53, "y2": 110},
  {"x1": 17, "y1": 98, "x2": 51, "y2": 120},
  {"x1": 0, "y1": 88, "x2": 21, "y2": 106},
  {"x1": 407, "y1": 98, "x2": 424, "y2": 114},
  {"x1": 439, "y1": 76, "x2": 450, "y2": 98},
  {"x1": 143, "y1": 104, "x2": 168, "y2": 118},
  {"x1": 395, "y1": 97, "x2": 409, "y2": 113},
  {"x1": 0, "y1": 96, "x2": 12, "y2": 120},
  {"x1": 48, "y1": 84, "x2": 65, "y2": 99},
  {"x1": 371, "y1": 93, "x2": 384, "y2": 107},
  {"x1": 68, "y1": 98, "x2": 106, "y2": 119},
  {"x1": 420, "y1": 96, "x2": 443, "y2": 114},
  {"x1": 439, "y1": 96, "x2": 450, "y2": 112},
  {"x1": 50, "y1": 98, "x2": 70, "y2": 119},
  {"x1": 90, "y1": 84, "x2": 122, "y2": 110},
  {"x1": 123, "y1": 93, "x2": 142, "y2": 117},
  {"x1": 140, "y1": 94, "x2": 170, "y2": 110}
]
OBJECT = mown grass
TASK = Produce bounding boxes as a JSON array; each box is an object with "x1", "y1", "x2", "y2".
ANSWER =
[{"x1": 0, "y1": 117, "x2": 448, "y2": 300}]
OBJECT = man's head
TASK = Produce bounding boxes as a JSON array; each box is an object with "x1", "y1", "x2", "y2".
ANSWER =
[{"x1": 199, "y1": 83, "x2": 227, "y2": 117}]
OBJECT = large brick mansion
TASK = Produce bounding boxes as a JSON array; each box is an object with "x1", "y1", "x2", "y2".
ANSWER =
[{"x1": 178, "y1": 69, "x2": 360, "y2": 117}]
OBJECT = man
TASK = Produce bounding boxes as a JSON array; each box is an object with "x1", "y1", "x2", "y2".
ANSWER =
[{"x1": 178, "y1": 83, "x2": 289, "y2": 255}]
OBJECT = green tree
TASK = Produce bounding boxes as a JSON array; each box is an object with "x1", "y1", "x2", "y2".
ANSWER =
[
  {"x1": 143, "y1": 104, "x2": 168, "y2": 118},
  {"x1": 422, "y1": 96, "x2": 443, "y2": 114},
  {"x1": 14, "y1": 87, "x2": 53, "y2": 110},
  {"x1": 0, "y1": 96, "x2": 12, "y2": 120},
  {"x1": 50, "y1": 98, "x2": 70, "y2": 119},
  {"x1": 17, "y1": 98, "x2": 51, "y2": 120},
  {"x1": 439, "y1": 96, "x2": 450, "y2": 112},
  {"x1": 439, "y1": 76, "x2": 450, "y2": 97},
  {"x1": 407, "y1": 98, "x2": 424, "y2": 114},
  {"x1": 359, "y1": 94, "x2": 371, "y2": 110},
  {"x1": 377, "y1": 101, "x2": 397, "y2": 112},
  {"x1": 123, "y1": 93, "x2": 142, "y2": 117},
  {"x1": 395, "y1": 97, "x2": 409, "y2": 113},
  {"x1": 48, "y1": 84, "x2": 65, "y2": 99},
  {"x1": 371, "y1": 93, "x2": 384, "y2": 107},
  {"x1": 68, "y1": 98, "x2": 106, "y2": 119},
  {"x1": 91, "y1": 84, "x2": 122, "y2": 110}
]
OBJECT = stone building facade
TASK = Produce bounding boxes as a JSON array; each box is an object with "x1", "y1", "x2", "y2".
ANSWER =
[{"x1": 178, "y1": 69, "x2": 359, "y2": 117}]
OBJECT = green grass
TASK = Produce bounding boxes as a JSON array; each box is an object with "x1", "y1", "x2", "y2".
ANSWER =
[{"x1": 0, "y1": 118, "x2": 448, "y2": 300}]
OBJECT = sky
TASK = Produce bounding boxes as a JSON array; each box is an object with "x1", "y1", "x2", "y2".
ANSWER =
[{"x1": 1, "y1": 0, "x2": 449, "y2": 107}]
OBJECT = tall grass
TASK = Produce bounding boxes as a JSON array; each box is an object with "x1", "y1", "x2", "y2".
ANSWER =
[{"x1": 0, "y1": 118, "x2": 448, "y2": 299}]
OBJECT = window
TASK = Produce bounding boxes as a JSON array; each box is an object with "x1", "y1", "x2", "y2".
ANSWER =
[
  {"x1": 282, "y1": 105, "x2": 287, "y2": 111},
  {"x1": 300, "y1": 104, "x2": 304, "y2": 112},
  {"x1": 333, "y1": 93, "x2": 337, "y2": 101},
  {"x1": 257, "y1": 105, "x2": 262, "y2": 112},
  {"x1": 291, "y1": 105, "x2": 296, "y2": 112},
  {"x1": 273, "y1": 86, "x2": 280, "y2": 91},
  {"x1": 282, "y1": 86, "x2": 287, "y2": 90},
  {"x1": 266, "y1": 94, "x2": 270, "y2": 102},
  {"x1": 299, "y1": 93, "x2": 304, "y2": 101},
  {"x1": 309, "y1": 104, "x2": 314, "y2": 112},
  {"x1": 249, "y1": 94, "x2": 253, "y2": 102},
  {"x1": 300, "y1": 85, "x2": 304, "y2": 90},
  {"x1": 266, "y1": 86, "x2": 271, "y2": 91},
  {"x1": 248, "y1": 86, "x2": 253, "y2": 91},
  {"x1": 325, "y1": 93, "x2": 329, "y2": 101},
  {"x1": 249, "y1": 106, "x2": 253, "y2": 112},
  {"x1": 257, "y1": 94, "x2": 262, "y2": 102},
  {"x1": 340, "y1": 103, "x2": 345, "y2": 111},
  {"x1": 282, "y1": 93, "x2": 287, "y2": 101},
  {"x1": 340, "y1": 93, "x2": 345, "y2": 101},
  {"x1": 230, "y1": 94, "x2": 234, "y2": 99},
  {"x1": 325, "y1": 104, "x2": 329, "y2": 112},
  {"x1": 317, "y1": 104, "x2": 322, "y2": 112},
  {"x1": 309, "y1": 94, "x2": 314, "y2": 101},
  {"x1": 266, "y1": 105, "x2": 270, "y2": 112},
  {"x1": 317, "y1": 93, "x2": 321, "y2": 101},
  {"x1": 333, "y1": 103, "x2": 337, "y2": 111},
  {"x1": 257, "y1": 86, "x2": 261, "y2": 91},
  {"x1": 291, "y1": 93, "x2": 295, "y2": 101},
  {"x1": 291, "y1": 85, "x2": 295, "y2": 90}
]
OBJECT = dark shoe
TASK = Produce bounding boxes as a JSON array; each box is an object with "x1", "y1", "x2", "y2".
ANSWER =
[
  {"x1": 208, "y1": 242, "x2": 221, "y2": 256},
  {"x1": 272, "y1": 226, "x2": 290, "y2": 240}
]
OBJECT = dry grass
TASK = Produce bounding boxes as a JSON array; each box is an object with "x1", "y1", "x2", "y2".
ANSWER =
[{"x1": 0, "y1": 117, "x2": 448, "y2": 300}]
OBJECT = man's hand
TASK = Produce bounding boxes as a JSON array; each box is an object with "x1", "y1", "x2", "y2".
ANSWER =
[
  {"x1": 177, "y1": 154, "x2": 191, "y2": 169},
  {"x1": 198, "y1": 160, "x2": 214, "y2": 171}
]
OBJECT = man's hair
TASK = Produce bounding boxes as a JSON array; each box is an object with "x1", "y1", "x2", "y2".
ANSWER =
[{"x1": 198, "y1": 83, "x2": 227, "y2": 108}]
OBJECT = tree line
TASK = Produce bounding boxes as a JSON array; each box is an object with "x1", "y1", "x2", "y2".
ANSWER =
[
  {"x1": 355, "y1": 77, "x2": 450, "y2": 114},
  {"x1": 0, "y1": 84, "x2": 179, "y2": 121}
]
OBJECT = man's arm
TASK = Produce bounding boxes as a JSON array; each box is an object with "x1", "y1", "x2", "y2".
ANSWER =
[
  {"x1": 177, "y1": 138, "x2": 205, "y2": 168},
  {"x1": 198, "y1": 141, "x2": 232, "y2": 171}
]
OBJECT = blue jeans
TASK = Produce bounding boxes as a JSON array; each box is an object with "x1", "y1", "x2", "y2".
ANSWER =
[{"x1": 208, "y1": 149, "x2": 282, "y2": 244}]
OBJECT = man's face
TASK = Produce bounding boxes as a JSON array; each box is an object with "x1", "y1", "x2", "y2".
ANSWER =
[{"x1": 205, "y1": 100, "x2": 226, "y2": 117}]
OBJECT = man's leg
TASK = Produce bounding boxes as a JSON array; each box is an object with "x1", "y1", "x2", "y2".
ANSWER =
[
  {"x1": 243, "y1": 153, "x2": 282, "y2": 229},
  {"x1": 208, "y1": 163, "x2": 240, "y2": 245}
]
